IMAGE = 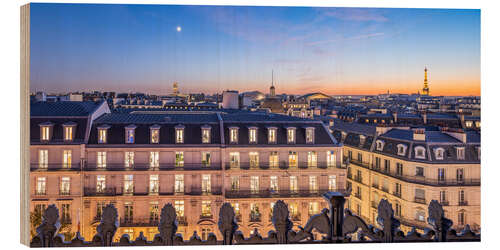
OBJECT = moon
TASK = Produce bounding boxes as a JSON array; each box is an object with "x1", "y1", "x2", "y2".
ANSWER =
[{"x1": 176, "y1": 26, "x2": 182, "y2": 32}]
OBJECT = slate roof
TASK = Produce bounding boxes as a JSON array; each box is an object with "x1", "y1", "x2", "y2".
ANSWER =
[
  {"x1": 332, "y1": 121, "x2": 480, "y2": 164},
  {"x1": 31, "y1": 101, "x2": 103, "y2": 117}
]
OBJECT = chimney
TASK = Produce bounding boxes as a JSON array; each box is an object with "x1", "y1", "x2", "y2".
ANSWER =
[
  {"x1": 413, "y1": 128, "x2": 426, "y2": 141},
  {"x1": 422, "y1": 112, "x2": 427, "y2": 124},
  {"x1": 393, "y1": 112, "x2": 398, "y2": 123}
]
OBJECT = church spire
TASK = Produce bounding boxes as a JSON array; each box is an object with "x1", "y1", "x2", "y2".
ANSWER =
[
  {"x1": 270, "y1": 70, "x2": 276, "y2": 97},
  {"x1": 422, "y1": 67, "x2": 430, "y2": 96}
]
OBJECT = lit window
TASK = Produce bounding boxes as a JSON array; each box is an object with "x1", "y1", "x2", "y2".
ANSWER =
[
  {"x1": 38, "y1": 150, "x2": 48, "y2": 169},
  {"x1": 61, "y1": 204, "x2": 71, "y2": 222},
  {"x1": 229, "y1": 127, "x2": 239, "y2": 144},
  {"x1": 175, "y1": 152, "x2": 184, "y2": 167},
  {"x1": 249, "y1": 127, "x2": 258, "y2": 143},
  {"x1": 415, "y1": 210, "x2": 425, "y2": 222},
  {"x1": 250, "y1": 176, "x2": 259, "y2": 194},
  {"x1": 174, "y1": 200, "x2": 184, "y2": 217},
  {"x1": 59, "y1": 177, "x2": 71, "y2": 195},
  {"x1": 287, "y1": 127, "x2": 296, "y2": 144},
  {"x1": 96, "y1": 175, "x2": 106, "y2": 193},
  {"x1": 175, "y1": 125, "x2": 185, "y2": 143},
  {"x1": 269, "y1": 151, "x2": 279, "y2": 168},
  {"x1": 458, "y1": 211, "x2": 466, "y2": 225},
  {"x1": 306, "y1": 127, "x2": 315, "y2": 144},
  {"x1": 465, "y1": 121, "x2": 473, "y2": 128},
  {"x1": 124, "y1": 202, "x2": 133, "y2": 223},
  {"x1": 328, "y1": 175, "x2": 337, "y2": 191},
  {"x1": 149, "y1": 175, "x2": 159, "y2": 194},
  {"x1": 36, "y1": 177, "x2": 46, "y2": 195},
  {"x1": 307, "y1": 151, "x2": 317, "y2": 168},
  {"x1": 97, "y1": 152, "x2": 107, "y2": 168},
  {"x1": 268, "y1": 127, "x2": 277, "y2": 144},
  {"x1": 231, "y1": 176, "x2": 240, "y2": 191},
  {"x1": 290, "y1": 176, "x2": 298, "y2": 193},
  {"x1": 229, "y1": 152, "x2": 240, "y2": 168},
  {"x1": 201, "y1": 125, "x2": 211, "y2": 143},
  {"x1": 62, "y1": 150, "x2": 72, "y2": 168},
  {"x1": 125, "y1": 125, "x2": 136, "y2": 143},
  {"x1": 249, "y1": 152, "x2": 259, "y2": 168},
  {"x1": 202, "y1": 174, "x2": 211, "y2": 194},
  {"x1": 288, "y1": 151, "x2": 298, "y2": 168},
  {"x1": 123, "y1": 175, "x2": 134, "y2": 194},
  {"x1": 150, "y1": 125, "x2": 160, "y2": 143},
  {"x1": 63, "y1": 123, "x2": 75, "y2": 141},
  {"x1": 309, "y1": 176, "x2": 318, "y2": 193},
  {"x1": 97, "y1": 125, "x2": 109, "y2": 144},
  {"x1": 149, "y1": 151, "x2": 159, "y2": 169},
  {"x1": 40, "y1": 123, "x2": 52, "y2": 141},
  {"x1": 125, "y1": 152, "x2": 135, "y2": 169},
  {"x1": 150, "y1": 202, "x2": 159, "y2": 222},
  {"x1": 202, "y1": 152, "x2": 211, "y2": 167},
  {"x1": 456, "y1": 147, "x2": 465, "y2": 160},
  {"x1": 250, "y1": 203, "x2": 260, "y2": 221},
  {"x1": 201, "y1": 201, "x2": 212, "y2": 217},
  {"x1": 270, "y1": 176, "x2": 279, "y2": 193},
  {"x1": 175, "y1": 175, "x2": 184, "y2": 193},
  {"x1": 308, "y1": 202, "x2": 319, "y2": 216},
  {"x1": 289, "y1": 202, "x2": 299, "y2": 218},
  {"x1": 327, "y1": 150, "x2": 336, "y2": 167}
]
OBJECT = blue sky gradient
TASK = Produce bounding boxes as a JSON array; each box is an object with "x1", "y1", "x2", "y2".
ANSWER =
[{"x1": 30, "y1": 4, "x2": 480, "y2": 95}]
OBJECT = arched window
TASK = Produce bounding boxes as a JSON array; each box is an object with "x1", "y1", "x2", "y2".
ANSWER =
[
  {"x1": 376, "y1": 140, "x2": 385, "y2": 151},
  {"x1": 397, "y1": 144, "x2": 407, "y2": 156},
  {"x1": 434, "y1": 147, "x2": 445, "y2": 160},
  {"x1": 414, "y1": 146, "x2": 426, "y2": 159}
]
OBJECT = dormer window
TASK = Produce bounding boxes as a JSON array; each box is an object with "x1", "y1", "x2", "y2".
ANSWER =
[
  {"x1": 39, "y1": 122, "x2": 53, "y2": 142},
  {"x1": 434, "y1": 147, "x2": 445, "y2": 160},
  {"x1": 63, "y1": 122, "x2": 77, "y2": 142},
  {"x1": 414, "y1": 146, "x2": 426, "y2": 159},
  {"x1": 287, "y1": 127, "x2": 296, "y2": 144},
  {"x1": 375, "y1": 140, "x2": 385, "y2": 151},
  {"x1": 97, "y1": 125, "x2": 110, "y2": 144},
  {"x1": 150, "y1": 125, "x2": 160, "y2": 144},
  {"x1": 305, "y1": 127, "x2": 315, "y2": 144},
  {"x1": 125, "y1": 125, "x2": 137, "y2": 144},
  {"x1": 249, "y1": 127, "x2": 258, "y2": 144},
  {"x1": 201, "y1": 125, "x2": 211, "y2": 143},
  {"x1": 397, "y1": 144, "x2": 407, "y2": 156},
  {"x1": 359, "y1": 135, "x2": 366, "y2": 146},
  {"x1": 175, "y1": 125, "x2": 185, "y2": 144},
  {"x1": 268, "y1": 127, "x2": 277, "y2": 144},
  {"x1": 456, "y1": 147, "x2": 465, "y2": 160},
  {"x1": 229, "y1": 127, "x2": 239, "y2": 144}
]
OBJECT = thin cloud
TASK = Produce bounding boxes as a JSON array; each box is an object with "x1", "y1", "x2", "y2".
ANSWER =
[
  {"x1": 318, "y1": 8, "x2": 389, "y2": 22},
  {"x1": 307, "y1": 32, "x2": 385, "y2": 46}
]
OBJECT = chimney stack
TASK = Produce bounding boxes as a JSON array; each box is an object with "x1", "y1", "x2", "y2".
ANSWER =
[{"x1": 413, "y1": 128, "x2": 426, "y2": 141}]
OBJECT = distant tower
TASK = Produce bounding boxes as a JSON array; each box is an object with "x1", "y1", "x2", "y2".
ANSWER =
[
  {"x1": 422, "y1": 67, "x2": 430, "y2": 96},
  {"x1": 270, "y1": 70, "x2": 276, "y2": 97},
  {"x1": 173, "y1": 82, "x2": 179, "y2": 96}
]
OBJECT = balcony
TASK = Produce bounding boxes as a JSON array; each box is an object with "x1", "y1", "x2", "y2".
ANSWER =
[
  {"x1": 291, "y1": 214, "x2": 301, "y2": 221},
  {"x1": 414, "y1": 197, "x2": 426, "y2": 204},
  {"x1": 249, "y1": 213, "x2": 261, "y2": 222},
  {"x1": 371, "y1": 201, "x2": 378, "y2": 209},
  {"x1": 199, "y1": 214, "x2": 213, "y2": 220},
  {"x1": 372, "y1": 183, "x2": 379, "y2": 189},
  {"x1": 459, "y1": 201, "x2": 468, "y2": 206},
  {"x1": 84, "y1": 163, "x2": 222, "y2": 171},
  {"x1": 30, "y1": 163, "x2": 82, "y2": 172},
  {"x1": 440, "y1": 200, "x2": 450, "y2": 206},
  {"x1": 119, "y1": 217, "x2": 159, "y2": 227},
  {"x1": 393, "y1": 191, "x2": 401, "y2": 198},
  {"x1": 84, "y1": 187, "x2": 117, "y2": 196},
  {"x1": 347, "y1": 159, "x2": 480, "y2": 187},
  {"x1": 178, "y1": 216, "x2": 188, "y2": 226},
  {"x1": 224, "y1": 189, "x2": 346, "y2": 199},
  {"x1": 224, "y1": 161, "x2": 342, "y2": 170},
  {"x1": 354, "y1": 193, "x2": 362, "y2": 199},
  {"x1": 354, "y1": 175, "x2": 363, "y2": 183},
  {"x1": 60, "y1": 190, "x2": 71, "y2": 196},
  {"x1": 34, "y1": 190, "x2": 46, "y2": 196}
]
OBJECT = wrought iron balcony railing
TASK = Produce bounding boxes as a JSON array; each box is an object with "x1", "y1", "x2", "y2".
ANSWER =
[
  {"x1": 224, "y1": 189, "x2": 345, "y2": 198},
  {"x1": 30, "y1": 163, "x2": 82, "y2": 171},
  {"x1": 347, "y1": 159, "x2": 480, "y2": 187}
]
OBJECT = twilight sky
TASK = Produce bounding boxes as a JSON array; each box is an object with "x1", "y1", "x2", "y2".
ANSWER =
[{"x1": 30, "y1": 3, "x2": 480, "y2": 96}]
